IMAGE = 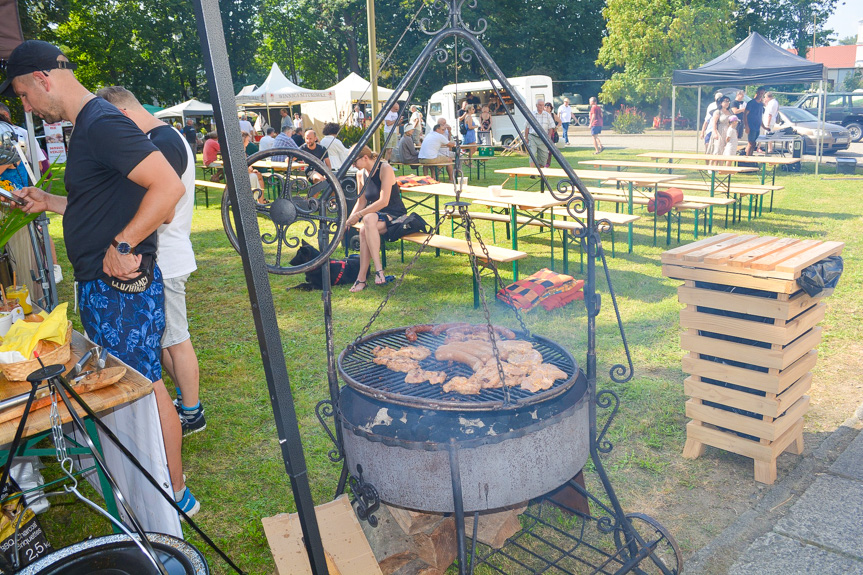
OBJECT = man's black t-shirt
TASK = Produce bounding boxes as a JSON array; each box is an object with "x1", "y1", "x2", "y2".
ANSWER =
[
  {"x1": 746, "y1": 99, "x2": 764, "y2": 131},
  {"x1": 181, "y1": 124, "x2": 197, "y2": 147},
  {"x1": 291, "y1": 133, "x2": 304, "y2": 147},
  {"x1": 149, "y1": 125, "x2": 188, "y2": 176},
  {"x1": 300, "y1": 143, "x2": 327, "y2": 175},
  {"x1": 63, "y1": 98, "x2": 159, "y2": 281}
]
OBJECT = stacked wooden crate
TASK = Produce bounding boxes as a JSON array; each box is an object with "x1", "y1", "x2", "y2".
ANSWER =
[{"x1": 662, "y1": 233, "x2": 844, "y2": 484}]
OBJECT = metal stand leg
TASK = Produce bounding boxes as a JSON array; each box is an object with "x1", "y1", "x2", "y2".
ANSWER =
[{"x1": 448, "y1": 440, "x2": 470, "y2": 575}]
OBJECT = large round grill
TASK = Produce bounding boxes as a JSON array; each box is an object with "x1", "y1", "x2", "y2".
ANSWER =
[{"x1": 338, "y1": 326, "x2": 579, "y2": 411}]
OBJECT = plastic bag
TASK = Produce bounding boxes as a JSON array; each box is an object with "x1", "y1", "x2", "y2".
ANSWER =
[
  {"x1": 9, "y1": 458, "x2": 49, "y2": 515},
  {"x1": 797, "y1": 255, "x2": 843, "y2": 297}
]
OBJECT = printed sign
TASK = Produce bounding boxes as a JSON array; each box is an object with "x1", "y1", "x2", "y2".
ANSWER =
[{"x1": 43, "y1": 121, "x2": 67, "y2": 164}]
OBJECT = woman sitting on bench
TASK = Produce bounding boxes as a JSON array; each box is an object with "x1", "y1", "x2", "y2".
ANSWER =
[{"x1": 347, "y1": 145, "x2": 408, "y2": 292}]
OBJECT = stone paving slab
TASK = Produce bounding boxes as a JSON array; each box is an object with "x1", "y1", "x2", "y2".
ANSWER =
[
  {"x1": 774, "y1": 475, "x2": 863, "y2": 560},
  {"x1": 728, "y1": 532, "x2": 863, "y2": 575},
  {"x1": 829, "y1": 427, "x2": 863, "y2": 480}
]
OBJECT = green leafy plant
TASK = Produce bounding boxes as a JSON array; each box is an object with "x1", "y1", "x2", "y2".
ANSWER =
[
  {"x1": 612, "y1": 105, "x2": 647, "y2": 134},
  {"x1": 338, "y1": 125, "x2": 366, "y2": 148},
  {"x1": 0, "y1": 162, "x2": 57, "y2": 250}
]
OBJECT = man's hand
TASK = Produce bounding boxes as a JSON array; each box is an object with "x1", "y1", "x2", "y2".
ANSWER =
[
  {"x1": 103, "y1": 248, "x2": 142, "y2": 280},
  {"x1": 15, "y1": 186, "x2": 65, "y2": 215}
]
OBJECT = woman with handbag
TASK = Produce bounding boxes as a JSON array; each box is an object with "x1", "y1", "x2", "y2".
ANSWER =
[
  {"x1": 346, "y1": 146, "x2": 407, "y2": 292},
  {"x1": 544, "y1": 102, "x2": 561, "y2": 167}
]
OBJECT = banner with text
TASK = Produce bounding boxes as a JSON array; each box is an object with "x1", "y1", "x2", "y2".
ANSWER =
[{"x1": 43, "y1": 122, "x2": 67, "y2": 164}]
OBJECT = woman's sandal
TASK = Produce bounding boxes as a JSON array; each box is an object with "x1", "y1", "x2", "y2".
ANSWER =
[
  {"x1": 375, "y1": 270, "x2": 388, "y2": 286},
  {"x1": 349, "y1": 280, "x2": 367, "y2": 292}
]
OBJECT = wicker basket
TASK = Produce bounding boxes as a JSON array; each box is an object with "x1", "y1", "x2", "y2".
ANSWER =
[{"x1": 0, "y1": 322, "x2": 73, "y2": 382}]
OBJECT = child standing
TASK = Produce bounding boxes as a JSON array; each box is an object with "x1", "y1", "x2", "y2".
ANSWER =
[{"x1": 724, "y1": 115, "x2": 740, "y2": 165}]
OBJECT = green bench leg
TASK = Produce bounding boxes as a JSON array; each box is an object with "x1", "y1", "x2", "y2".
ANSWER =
[
  {"x1": 563, "y1": 231, "x2": 569, "y2": 275},
  {"x1": 472, "y1": 271, "x2": 480, "y2": 309}
]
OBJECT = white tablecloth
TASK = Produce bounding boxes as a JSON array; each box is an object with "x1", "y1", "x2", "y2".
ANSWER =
[{"x1": 72, "y1": 391, "x2": 183, "y2": 537}]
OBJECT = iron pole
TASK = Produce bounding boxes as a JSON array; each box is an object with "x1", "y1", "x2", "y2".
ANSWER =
[{"x1": 189, "y1": 0, "x2": 329, "y2": 572}]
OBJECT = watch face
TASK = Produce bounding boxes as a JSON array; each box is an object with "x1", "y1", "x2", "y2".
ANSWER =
[{"x1": 116, "y1": 242, "x2": 132, "y2": 255}]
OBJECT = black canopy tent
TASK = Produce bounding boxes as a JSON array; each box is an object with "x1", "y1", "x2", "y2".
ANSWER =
[
  {"x1": 670, "y1": 32, "x2": 827, "y2": 168},
  {"x1": 0, "y1": 0, "x2": 24, "y2": 60}
]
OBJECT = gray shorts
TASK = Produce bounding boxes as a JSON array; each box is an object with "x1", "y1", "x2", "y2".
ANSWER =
[{"x1": 161, "y1": 274, "x2": 191, "y2": 348}]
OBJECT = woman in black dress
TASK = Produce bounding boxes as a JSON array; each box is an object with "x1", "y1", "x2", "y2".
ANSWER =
[{"x1": 347, "y1": 145, "x2": 408, "y2": 292}]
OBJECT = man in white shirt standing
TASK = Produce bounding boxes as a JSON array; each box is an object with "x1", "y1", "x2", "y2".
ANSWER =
[
  {"x1": 762, "y1": 91, "x2": 780, "y2": 153},
  {"x1": 409, "y1": 105, "x2": 423, "y2": 146},
  {"x1": 383, "y1": 102, "x2": 400, "y2": 160},
  {"x1": 238, "y1": 114, "x2": 255, "y2": 136},
  {"x1": 258, "y1": 127, "x2": 276, "y2": 151},
  {"x1": 524, "y1": 99, "x2": 556, "y2": 168},
  {"x1": 557, "y1": 98, "x2": 572, "y2": 144},
  {"x1": 352, "y1": 104, "x2": 365, "y2": 128},
  {"x1": 418, "y1": 123, "x2": 455, "y2": 181}
]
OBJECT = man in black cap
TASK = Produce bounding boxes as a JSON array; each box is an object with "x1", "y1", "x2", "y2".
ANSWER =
[{"x1": 1, "y1": 40, "x2": 199, "y2": 516}]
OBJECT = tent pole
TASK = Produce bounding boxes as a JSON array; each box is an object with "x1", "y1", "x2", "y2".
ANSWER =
[
  {"x1": 671, "y1": 86, "x2": 676, "y2": 153},
  {"x1": 24, "y1": 112, "x2": 42, "y2": 177},
  {"x1": 367, "y1": 0, "x2": 380, "y2": 153},
  {"x1": 696, "y1": 87, "x2": 701, "y2": 154},
  {"x1": 815, "y1": 79, "x2": 823, "y2": 176}
]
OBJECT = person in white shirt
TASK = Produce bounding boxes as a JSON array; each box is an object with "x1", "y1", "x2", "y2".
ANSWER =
[
  {"x1": 700, "y1": 91, "x2": 724, "y2": 149},
  {"x1": 418, "y1": 123, "x2": 455, "y2": 180},
  {"x1": 409, "y1": 105, "x2": 423, "y2": 146},
  {"x1": 238, "y1": 114, "x2": 255, "y2": 136},
  {"x1": 762, "y1": 91, "x2": 780, "y2": 153},
  {"x1": 557, "y1": 98, "x2": 572, "y2": 144},
  {"x1": 524, "y1": 99, "x2": 556, "y2": 168},
  {"x1": 319, "y1": 122, "x2": 349, "y2": 171},
  {"x1": 258, "y1": 127, "x2": 276, "y2": 152},
  {"x1": 293, "y1": 113, "x2": 303, "y2": 131},
  {"x1": 383, "y1": 103, "x2": 400, "y2": 160},
  {"x1": 352, "y1": 104, "x2": 365, "y2": 128}
]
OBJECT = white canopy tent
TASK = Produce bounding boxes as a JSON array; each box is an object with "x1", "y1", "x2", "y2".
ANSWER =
[
  {"x1": 154, "y1": 99, "x2": 214, "y2": 120},
  {"x1": 301, "y1": 72, "x2": 407, "y2": 131},
  {"x1": 236, "y1": 63, "x2": 335, "y2": 134}
]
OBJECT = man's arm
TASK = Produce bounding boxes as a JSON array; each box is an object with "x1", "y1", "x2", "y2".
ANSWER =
[
  {"x1": 16, "y1": 187, "x2": 67, "y2": 215},
  {"x1": 105, "y1": 151, "x2": 184, "y2": 279}
]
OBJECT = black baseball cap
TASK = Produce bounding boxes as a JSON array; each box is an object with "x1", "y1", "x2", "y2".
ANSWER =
[{"x1": 1, "y1": 40, "x2": 78, "y2": 96}]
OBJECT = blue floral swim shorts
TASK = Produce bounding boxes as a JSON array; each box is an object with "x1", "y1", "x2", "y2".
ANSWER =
[{"x1": 78, "y1": 265, "x2": 165, "y2": 382}]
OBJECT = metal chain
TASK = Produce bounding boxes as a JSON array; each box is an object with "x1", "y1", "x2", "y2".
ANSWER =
[
  {"x1": 351, "y1": 210, "x2": 451, "y2": 348},
  {"x1": 461, "y1": 209, "x2": 511, "y2": 404},
  {"x1": 48, "y1": 382, "x2": 69, "y2": 464}
]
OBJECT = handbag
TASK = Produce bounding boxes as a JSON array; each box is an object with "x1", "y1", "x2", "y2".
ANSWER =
[{"x1": 385, "y1": 213, "x2": 432, "y2": 242}]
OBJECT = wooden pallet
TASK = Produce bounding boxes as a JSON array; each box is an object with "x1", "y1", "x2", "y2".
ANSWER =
[
  {"x1": 664, "y1": 234, "x2": 843, "y2": 484},
  {"x1": 662, "y1": 233, "x2": 844, "y2": 293}
]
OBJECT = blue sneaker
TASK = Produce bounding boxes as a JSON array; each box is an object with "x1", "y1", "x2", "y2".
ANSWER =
[
  {"x1": 179, "y1": 406, "x2": 207, "y2": 437},
  {"x1": 176, "y1": 487, "x2": 200, "y2": 519}
]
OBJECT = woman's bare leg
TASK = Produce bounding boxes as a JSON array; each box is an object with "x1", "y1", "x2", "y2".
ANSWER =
[{"x1": 361, "y1": 213, "x2": 388, "y2": 281}]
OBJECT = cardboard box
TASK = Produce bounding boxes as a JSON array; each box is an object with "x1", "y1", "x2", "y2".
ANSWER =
[{"x1": 262, "y1": 495, "x2": 383, "y2": 575}]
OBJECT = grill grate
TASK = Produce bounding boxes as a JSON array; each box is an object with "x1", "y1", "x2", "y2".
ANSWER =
[{"x1": 339, "y1": 327, "x2": 578, "y2": 411}]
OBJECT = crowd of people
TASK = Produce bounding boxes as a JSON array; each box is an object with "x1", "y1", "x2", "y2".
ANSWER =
[{"x1": 701, "y1": 87, "x2": 778, "y2": 161}]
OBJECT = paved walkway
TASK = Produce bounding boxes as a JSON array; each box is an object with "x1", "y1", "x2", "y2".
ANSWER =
[{"x1": 685, "y1": 404, "x2": 863, "y2": 575}]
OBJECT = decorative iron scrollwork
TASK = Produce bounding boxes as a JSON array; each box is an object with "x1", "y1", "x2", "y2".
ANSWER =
[
  {"x1": 220, "y1": 147, "x2": 346, "y2": 276},
  {"x1": 349, "y1": 465, "x2": 380, "y2": 527},
  {"x1": 315, "y1": 400, "x2": 343, "y2": 463},
  {"x1": 595, "y1": 389, "x2": 620, "y2": 454},
  {"x1": 420, "y1": 0, "x2": 487, "y2": 36}
]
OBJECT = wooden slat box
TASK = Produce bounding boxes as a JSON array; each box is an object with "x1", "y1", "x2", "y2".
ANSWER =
[{"x1": 662, "y1": 234, "x2": 843, "y2": 484}]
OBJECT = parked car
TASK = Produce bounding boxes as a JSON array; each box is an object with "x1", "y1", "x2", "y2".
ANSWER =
[
  {"x1": 793, "y1": 91, "x2": 863, "y2": 142},
  {"x1": 775, "y1": 107, "x2": 852, "y2": 154}
]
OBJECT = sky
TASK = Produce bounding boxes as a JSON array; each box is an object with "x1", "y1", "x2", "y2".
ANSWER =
[{"x1": 826, "y1": 0, "x2": 863, "y2": 43}]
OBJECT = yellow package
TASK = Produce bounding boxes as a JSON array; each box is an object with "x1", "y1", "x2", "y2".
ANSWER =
[{"x1": 0, "y1": 302, "x2": 68, "y2": 359}]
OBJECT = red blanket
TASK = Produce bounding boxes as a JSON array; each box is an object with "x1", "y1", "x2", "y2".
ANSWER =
[
  {"x1": 540, "y1": 284, "x2": 585, "y2": 311},
  {"x1": 647, "y1": 187, "x2": 684, "y2": 216},
  {"x1": 395, "y1": 175, "x2": 439, "y2": 188}
]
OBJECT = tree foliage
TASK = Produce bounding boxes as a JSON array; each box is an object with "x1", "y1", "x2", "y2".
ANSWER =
[
  {"x1": 597, "y1": 0, "x2": 735, "y2": 104},
  {"x1": 734, "y1": 0, "x2": 838, "y2": 58}
]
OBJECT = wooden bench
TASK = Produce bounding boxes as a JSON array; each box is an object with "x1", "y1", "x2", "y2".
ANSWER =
[
  {"x1": 353, "y1": 224, "x2": 526, "y2": 308},
  {"x1": 193, "y1": 179, "x2": 225, "y2": 208},
  {"x1": 659, "y1": 179, "x2": 782, "y2": 222},
  {"x1": 582, "y1": 187, "x2": 729, "y2": 245},
  {"x1": 450, "y1": 206, "x2": 638, "y2": 271}
]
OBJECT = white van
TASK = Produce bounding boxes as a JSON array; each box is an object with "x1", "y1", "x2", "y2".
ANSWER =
[{"x1": 425, "y1": 75, "x2": 553, "y2": 146}]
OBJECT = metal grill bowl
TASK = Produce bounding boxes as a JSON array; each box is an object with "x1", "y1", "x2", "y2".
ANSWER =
[{"x1": 338, "y1": 326, "x2": 579, "y2": 411}]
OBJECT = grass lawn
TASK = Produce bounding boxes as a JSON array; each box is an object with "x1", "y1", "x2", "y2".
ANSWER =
[{"x1": 31, "y1": 143, "x2": 861, "y2": 574}]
